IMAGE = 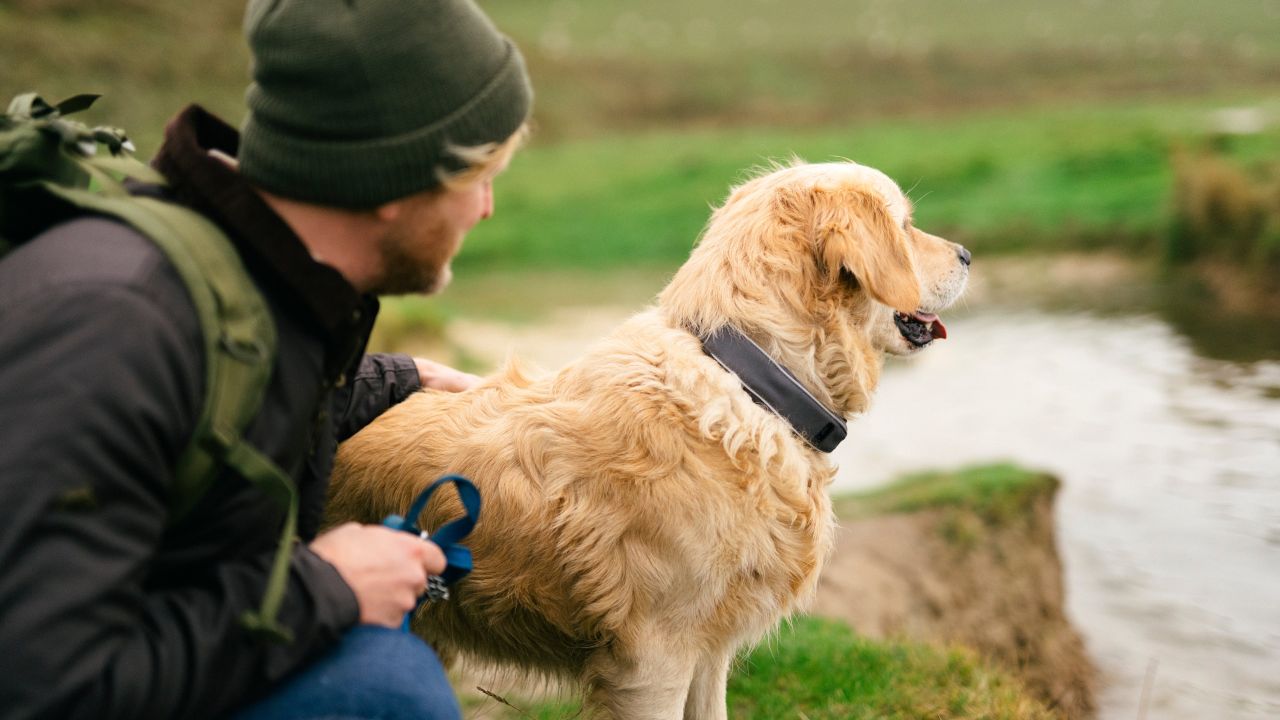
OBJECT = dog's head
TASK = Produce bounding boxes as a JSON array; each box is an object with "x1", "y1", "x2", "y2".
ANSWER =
[{"x1": 660, "y1": 160, "x2": 969, "y2": 411}]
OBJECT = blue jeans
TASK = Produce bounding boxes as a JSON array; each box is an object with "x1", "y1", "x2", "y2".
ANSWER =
[{"x1": 233, "y1": 625, "x2": 461, "y2": 720}]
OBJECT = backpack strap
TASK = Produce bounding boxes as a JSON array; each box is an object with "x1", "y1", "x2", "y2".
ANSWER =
[
  {"x1": 42, "y1": 185, "x2": 302, "y2": 642},
  {"x1": 3, "y1": 93, "x2": 299, "y2": 642}
]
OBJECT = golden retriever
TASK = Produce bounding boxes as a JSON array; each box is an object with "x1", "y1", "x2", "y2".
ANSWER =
[{"x1": 325, "y1": 160, "x2": 970, "y2": 719}]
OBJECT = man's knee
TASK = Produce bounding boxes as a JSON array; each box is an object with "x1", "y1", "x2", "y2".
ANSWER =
[{"x1": 235, "y1": 626, "x2": 460, "y2": 720}]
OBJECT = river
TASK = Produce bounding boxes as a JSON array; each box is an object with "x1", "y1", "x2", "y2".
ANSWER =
[
  {"x1": 422, "y1": 256, "x2": 1280, "y2": 719},
  {"x1": 832, "y1": 309, "x2": 1280, "y2": 719}
]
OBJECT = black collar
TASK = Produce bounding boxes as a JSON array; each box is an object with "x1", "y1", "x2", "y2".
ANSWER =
[{"x1": 698, "y1": 326, "x2": 847, "y2": 453}]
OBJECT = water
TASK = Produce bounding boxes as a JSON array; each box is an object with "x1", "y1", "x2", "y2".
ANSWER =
[
  {"x1": 830, "y1": 309, "x2": 1280, "y2": 719},
  {"x1": 432, "y1": 262, "x2": 1280, "y2": 719}
]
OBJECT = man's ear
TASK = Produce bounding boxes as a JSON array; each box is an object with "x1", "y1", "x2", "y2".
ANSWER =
[{"x1": 811, "y1": 186, "x2": 920, "y2": 313}]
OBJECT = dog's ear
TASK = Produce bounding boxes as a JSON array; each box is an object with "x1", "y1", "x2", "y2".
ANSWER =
[{"x1": 810, "y1": 185, "x2": 920, "y2": 313}]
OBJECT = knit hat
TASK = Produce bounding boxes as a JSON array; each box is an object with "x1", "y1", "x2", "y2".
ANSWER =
[{"x1": 239, "y1": 0, "x2": 532, "y2": 208}]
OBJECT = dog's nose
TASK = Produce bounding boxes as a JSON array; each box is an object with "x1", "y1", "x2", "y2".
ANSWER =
[{"x1": 957, "y1": 246, "x2": 972, "y2": 266}]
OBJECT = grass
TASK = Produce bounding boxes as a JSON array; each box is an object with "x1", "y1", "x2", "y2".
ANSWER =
[
  {"x1": 367, "y1": 295, "x2": 452, "y2": 350},
  {"x1": 0, "y1": 0, "x2": 248, "y2": 155},
  {"x1": 832, "y1": 463, "x2": 1058, "y2": 525},
  {"x1": 489, "y1": 0, "x2": 1280, "y2": 65},
  {"x1": 6, "y1": 0, "x2": 1279, "y2": 280},
  {"x1": 382, "y1": 102, "x2": 1280, "y2": 340},
  {"x1": 468, "y1": 616, "x2": 1054, "y2": 719},
  {"x1": 7, "y1": 0, "x2": 1278, "y2": 147},
  {"x1": 6, "y1": 0, "x2": 1280, "y2": 146},
  {"x1": 491, "y1": 0, "x2": 1280, "y2": 140},
  {"x1": 1167, "y1": 146, "x2": 1280, "y2": 271},
  {"x1": 9, "y1": 2, "x2": 1280, "y2": 335},
  {"x1": 726, "y1": 617, "x2": 1054, "y2": 719},
  {"x1": 455, "y1": 97, "x2": 1280, "y2": 273}
]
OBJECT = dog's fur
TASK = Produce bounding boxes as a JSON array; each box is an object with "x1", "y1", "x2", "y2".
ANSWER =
[{"x1": 325, "y1": 161, "x2": 969, "y2": 719}]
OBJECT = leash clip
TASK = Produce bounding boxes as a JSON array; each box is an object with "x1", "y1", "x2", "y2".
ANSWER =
[{"x1": 381, "y1": 474, "x2": 481, "y2": 630}]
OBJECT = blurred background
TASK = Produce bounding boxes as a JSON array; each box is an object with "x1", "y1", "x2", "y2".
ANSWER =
[{"x1": 4, "y1": 0, "x2": 1278, "y2": 717}]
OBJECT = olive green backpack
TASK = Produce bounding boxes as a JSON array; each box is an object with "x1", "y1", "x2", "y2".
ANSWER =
[{"x1": 0, "y1": 93, "x2": 298, "y2": 642}]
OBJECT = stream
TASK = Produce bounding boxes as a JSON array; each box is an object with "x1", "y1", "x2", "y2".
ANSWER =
[{"x1": 832, "y1": 308, "x2": 1280, "y2": 719}]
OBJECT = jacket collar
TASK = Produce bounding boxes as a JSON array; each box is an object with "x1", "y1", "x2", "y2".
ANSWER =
[{"x1": 150, "y1": 105, "x2": 375, "y2": 376}]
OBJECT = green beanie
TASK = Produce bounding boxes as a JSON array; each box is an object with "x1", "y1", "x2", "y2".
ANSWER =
[{"x1": 239, "y1": 0, "x2": 532, "y2": 208}]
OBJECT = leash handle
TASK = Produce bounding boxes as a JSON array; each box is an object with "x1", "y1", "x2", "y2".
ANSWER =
[{"x1": 381, "y1": 474, "x2": 481, "y2": 632}]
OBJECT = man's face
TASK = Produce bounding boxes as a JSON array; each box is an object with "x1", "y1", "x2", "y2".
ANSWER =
[{"x1": 372, "y1": 177, "x2": 495, "y2": 296}]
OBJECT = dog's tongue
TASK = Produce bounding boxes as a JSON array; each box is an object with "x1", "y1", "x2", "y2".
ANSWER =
[{"x1": 914, "y1": 312, "x2": 947, "y2": 340}]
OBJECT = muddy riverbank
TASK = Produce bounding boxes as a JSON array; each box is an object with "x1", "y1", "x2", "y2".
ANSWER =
[{"x1": 817, "y1": 469, "x2": 1095, "y2": 718}]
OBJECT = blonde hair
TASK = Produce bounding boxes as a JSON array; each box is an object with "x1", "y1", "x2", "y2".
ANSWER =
[{"x1": 436, "y1": 123, "x2": 530, "y2": 190}]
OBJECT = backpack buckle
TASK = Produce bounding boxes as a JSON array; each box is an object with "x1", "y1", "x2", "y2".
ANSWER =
[{"x1": 220, "y1": 334, "x2": 269, "y2": 364}]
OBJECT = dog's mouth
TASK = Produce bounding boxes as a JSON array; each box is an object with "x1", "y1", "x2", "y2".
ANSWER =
[{"x1": 894, "y1": 311, "x2": 948, "y2": 347}]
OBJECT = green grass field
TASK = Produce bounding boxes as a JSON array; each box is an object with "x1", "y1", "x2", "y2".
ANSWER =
[
  {"x1": 725, "y1": 617, "x2": 1053, "y2": 720},
  {"x1": 456, "y1": 97, "x2": 1280, "y2": 272},
  {"x1": 5, "y1": 0, "x2": 1278, "y2": 277},
  {"x1": 464, "y1": 616, "x2": 1055, "y2": 719},
  {"x1": 7, "y1": 0, "x2": 1278, "y2": 146},
  {"x1": 489, "y1": 0, "x2": 1280, "y2": 140},
  {"x1": 833, "y1": 463, "x2": 1058, "y2": 523}
]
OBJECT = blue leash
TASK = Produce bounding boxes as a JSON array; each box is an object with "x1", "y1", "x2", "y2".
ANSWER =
[{"x1": 381, "y1": 474, "x2": 481, "y2": 632}]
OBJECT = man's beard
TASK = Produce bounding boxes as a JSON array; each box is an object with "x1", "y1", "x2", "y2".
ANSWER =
[{"x1": 369, "y1": 218, "x2": 453, "y2": 296}]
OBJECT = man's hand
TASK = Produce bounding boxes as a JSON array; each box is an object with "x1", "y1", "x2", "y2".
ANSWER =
[
  {"x1": 310, "y1": 523, "x2": 446, "y2": 628},
  {"x1": 413, "y1": 357, "x2": 481, "y2": 393}
]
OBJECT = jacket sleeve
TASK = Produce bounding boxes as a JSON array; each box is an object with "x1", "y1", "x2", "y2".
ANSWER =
[
  {"x1": 331, "y1": 352, "x2": 422, "y2": 442},
  {"x1": 0, "y1": 252, "x2": 357, "y2": 719}
]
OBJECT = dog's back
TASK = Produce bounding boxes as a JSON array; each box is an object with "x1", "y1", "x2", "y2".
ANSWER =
[{"x1": 327, "y1": 309, "x2": 835, "y2": 686}]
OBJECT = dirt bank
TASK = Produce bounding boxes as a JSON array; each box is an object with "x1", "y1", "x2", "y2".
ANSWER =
[{"x1": 814, "y1": 471, "x2": 1096, "y2": 719}]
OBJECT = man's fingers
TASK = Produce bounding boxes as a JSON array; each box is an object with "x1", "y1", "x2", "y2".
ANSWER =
[
  {"x1": 413, "y1": 357, "x2": 482, "y2": 393},
  {"x1": 389, "y1": 532, "x2": 445, "y2": 576},
  {"x1": 311, "y1": 523, "x2": 451, "y2": 627},
  {"x1": 415, "y1": 539, "x2": 447, "y2": 576}
]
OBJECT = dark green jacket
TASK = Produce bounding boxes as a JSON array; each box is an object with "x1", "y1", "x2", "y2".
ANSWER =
[{"x1": 0, "y1": 106, "x2": 422, "y2": 719}]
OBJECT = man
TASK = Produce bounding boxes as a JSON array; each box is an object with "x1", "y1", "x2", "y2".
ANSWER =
[{"x1": 0, "y1": 0, "x2": 531, "y2": 718}]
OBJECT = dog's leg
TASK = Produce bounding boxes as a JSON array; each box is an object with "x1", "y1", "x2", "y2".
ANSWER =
[
  {"x1": 582, "y1": 645, "x2": 696, "y2": 719},
  {"x1": 681, "y1": 650, "x2": 731, "y2": 720}
]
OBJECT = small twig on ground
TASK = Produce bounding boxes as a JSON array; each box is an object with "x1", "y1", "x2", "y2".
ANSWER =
[{"x1": 476, "y1": 686, "x2": 534, "y2": 719}]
